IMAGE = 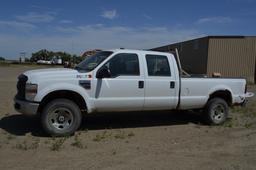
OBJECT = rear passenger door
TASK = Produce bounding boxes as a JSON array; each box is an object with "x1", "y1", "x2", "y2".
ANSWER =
[{"x1": 143, "y1": 54, "x2": 177, "y2": 110}]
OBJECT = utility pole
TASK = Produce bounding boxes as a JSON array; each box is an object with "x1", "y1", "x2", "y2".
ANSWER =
[
  {"x1": 71, "y1": 40, "x2": 75, "y2": 64},
  {"x1": 20, "y1": 52, "x2": 26, "y2": 63}
]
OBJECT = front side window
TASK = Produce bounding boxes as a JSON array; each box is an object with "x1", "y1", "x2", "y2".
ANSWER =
[
  {"x1": 104, "y1": 53, "x2": 140, "y2": 77},
  {"x1": 146, "y1": 54, "x2": 171, "y2": 76},
  {"x1": 75, "y1": 51, "x2": 113, "y2": 72}
]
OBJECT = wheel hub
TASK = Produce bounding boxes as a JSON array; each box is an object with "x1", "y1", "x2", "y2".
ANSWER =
[
  {"x1": 211, "y1": 104, "x2": 225, "y2": 122},
  {"x1": 48, "y1": 108, "x2": 74, "y2": 130},
  {"x1": 58, "y1": 115, "x2": 65, "y2": 123}
]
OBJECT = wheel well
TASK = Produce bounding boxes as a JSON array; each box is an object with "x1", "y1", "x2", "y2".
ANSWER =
[
  {"x1": 38, "y1": 90, "x2": 87, "y2": 114},
  {"x1": 208, "y1": 90, "x2": 232, "y2": 106}
]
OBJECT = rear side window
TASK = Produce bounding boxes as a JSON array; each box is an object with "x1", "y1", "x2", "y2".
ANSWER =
[
  {"x1": 146, "y1": 54, "x2": 171, "y2": 76},
  {"x1": 105, "y1": 53, "x2": 140, "y2": 77}
]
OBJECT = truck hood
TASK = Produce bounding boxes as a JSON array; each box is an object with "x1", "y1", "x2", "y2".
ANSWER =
[{"x1": 23, "y1": 68, "x2": 86, "y2": 83}]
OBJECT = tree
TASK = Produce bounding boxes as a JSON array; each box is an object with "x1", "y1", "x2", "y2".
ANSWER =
[
  {"x1": 58, "y1": 52, "x2": 72, "y2": 62},
  {"x1": 30, "y1": 49, "x2": 51, "y2": 62},
  {"x1": 72, "y1": 54, "x2": 83, "y2": 64},
  {"x1": 25, "y1": 57, "x2": 30, "y2": 62},
  {"x1": 30, "y1": 49, "x2": 80, "y2": 64},
  {"x1": 0, "y1": 57, "x2": 5, "y2": 61}
]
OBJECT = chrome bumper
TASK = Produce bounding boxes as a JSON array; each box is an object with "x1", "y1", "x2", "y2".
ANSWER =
[
  {"x1": 234, "y1": 92, "x2": 254, "y2": 107},
  {"x1": 244, "y1": 92, "x2": 254, "y2": 98},
  {"x1": 14, "y1": 98, "x2": 39, "y2": 116}
]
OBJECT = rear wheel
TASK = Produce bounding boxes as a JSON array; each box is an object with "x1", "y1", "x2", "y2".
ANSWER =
[
  {"x1": 41, "y1": 99, "x2": 82, "y2": 136},
  {"x1": 204, "y1": 98, "x2": 229, "y2": 125}
]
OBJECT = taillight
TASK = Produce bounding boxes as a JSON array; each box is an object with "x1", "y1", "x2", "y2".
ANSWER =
[{"x1": 245, "y1": 83, "x2": 247, "y2": 93}]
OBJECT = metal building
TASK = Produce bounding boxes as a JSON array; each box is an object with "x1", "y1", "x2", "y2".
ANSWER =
[{"x1": 151, "y1": 36, "x2": 256, "y2": 83}]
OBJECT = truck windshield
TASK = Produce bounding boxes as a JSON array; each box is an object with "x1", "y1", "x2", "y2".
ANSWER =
[{"x1": 75, "y1": 51, "x2": 113, "y2": 72}]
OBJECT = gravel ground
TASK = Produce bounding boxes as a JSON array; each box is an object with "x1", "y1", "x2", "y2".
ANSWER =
[{"x1": 0, "y1": 65, "x2": 256, "y2": 170}]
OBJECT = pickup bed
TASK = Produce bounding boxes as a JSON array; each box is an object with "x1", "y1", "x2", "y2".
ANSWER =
[{"x1": 14, "y1": 49, "x2": 253, "y2": 136}]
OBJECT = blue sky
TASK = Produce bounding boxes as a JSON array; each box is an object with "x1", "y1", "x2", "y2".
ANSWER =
[{"x1": 0, "y1": 0, "x2": 256, "y2": 59}]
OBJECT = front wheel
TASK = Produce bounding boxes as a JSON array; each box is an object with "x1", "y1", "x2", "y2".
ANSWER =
[
  {"x1": 41, "y1": 99, "x2": 82, "y2": 136},
  {"x1": 204, "y1": 98, "x2": 229, "y2": 125}
]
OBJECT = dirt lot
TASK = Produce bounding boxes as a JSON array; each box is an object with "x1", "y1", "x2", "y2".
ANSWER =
[{"x1": 0, "y1": 65, "x2": 256, "y2": 170}]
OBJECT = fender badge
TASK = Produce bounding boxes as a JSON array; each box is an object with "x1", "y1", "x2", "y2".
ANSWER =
[
  {"x1": 76, "y1": 74, "x2": 92, "y2": 79},
  {"x1": 76, "y1": 75, "x2": 81, "y2": 78}
]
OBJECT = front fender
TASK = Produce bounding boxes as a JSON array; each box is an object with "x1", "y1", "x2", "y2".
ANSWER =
[{"x1": 34, "y1": 83, "x2": 94, "y2": 113}]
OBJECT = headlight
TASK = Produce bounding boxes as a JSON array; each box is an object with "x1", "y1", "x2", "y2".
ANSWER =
[{"x1": 25, "y1": 83, "x2": 38, "y2": 101}]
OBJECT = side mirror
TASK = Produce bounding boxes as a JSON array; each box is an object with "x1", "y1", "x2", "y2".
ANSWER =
[{"x1": 96, "y1": 66, "x2": 111, "y2": 79}]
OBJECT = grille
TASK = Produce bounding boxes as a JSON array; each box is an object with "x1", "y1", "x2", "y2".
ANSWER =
[{"x1": 16, "y1": 74, "x2": 28, "y2": 100}]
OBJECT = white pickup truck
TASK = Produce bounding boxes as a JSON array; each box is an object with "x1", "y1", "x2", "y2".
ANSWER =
[{"x1": 14, "y1": 49, "x2": 253, "y2": 136}]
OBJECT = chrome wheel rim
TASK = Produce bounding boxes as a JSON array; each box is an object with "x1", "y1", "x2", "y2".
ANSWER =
[
  {"x1": 48, "y1": 107, "x2": 74, "y2": 130},
  {"x1": 211, "y1": 104, "x2": 225, "y2": 123}
]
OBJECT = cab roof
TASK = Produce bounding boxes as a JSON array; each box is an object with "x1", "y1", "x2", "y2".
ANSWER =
[{"x1": 108, "y1": 48, "x2": 174, "y2": 56}]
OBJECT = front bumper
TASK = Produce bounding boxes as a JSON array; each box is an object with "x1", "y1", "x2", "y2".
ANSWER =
[{"x1": 14, "y1": 98, "x2": 39, "y2": 116}]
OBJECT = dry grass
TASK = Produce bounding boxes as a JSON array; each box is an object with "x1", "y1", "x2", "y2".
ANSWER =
[
  {"x1": 71, "y1": 133, "x2": 86, "y2": 149},
  {"x1": 50, "y1": 137, "x2": 67, "y2": 151},
  {"x1": 93, "y1": 130, "x2": 112, "y2": 142},
  {"x1": 14, "y1": 138, "x2": 40, "y2": 150},
  {"x1": 93, "y1": 130, "x2": 135, "y2": 142},
  {"x1": 229, "y1": 98, "x2": 256, "y2": 129}
]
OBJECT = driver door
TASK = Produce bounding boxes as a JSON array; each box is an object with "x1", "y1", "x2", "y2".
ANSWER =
[{"x1": 93, "y1": 53, "x2": 145, "y2": 112}]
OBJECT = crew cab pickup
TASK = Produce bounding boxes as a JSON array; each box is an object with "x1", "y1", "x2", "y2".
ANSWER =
[{"x1": 14, "y1": 49, "x2": 253, "y2": 136}]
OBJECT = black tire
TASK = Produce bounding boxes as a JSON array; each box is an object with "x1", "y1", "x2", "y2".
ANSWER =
[
  {"x1": 204, "y1": 97, "x2": 229, "y2": 125},
  {"x1": 41, "y1": 99, "x2": 82, "y2": 136}
]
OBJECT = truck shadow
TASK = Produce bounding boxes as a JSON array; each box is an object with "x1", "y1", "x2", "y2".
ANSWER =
[
  {"x1": 80, "y1": 111, "x2": 204, "y2": 131},
  {"x1": 0, "y1": 111, "x2": 204, "y2": 137},
  {"x1": 0, "y1": 114, "x2": 45, "y2": 136}
]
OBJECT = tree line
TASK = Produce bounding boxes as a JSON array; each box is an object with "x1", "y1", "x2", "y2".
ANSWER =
[
  {"x1": 0, "y1": 49, "x2": 94, "y2": 64},
  {"x1": 30, "y1": 49, "x2": 83, "y2": 64}
]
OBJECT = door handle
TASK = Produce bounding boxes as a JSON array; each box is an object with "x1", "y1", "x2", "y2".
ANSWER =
[
  {"x1": 138, "y1": 81, "x2": 144, "y2": 89},
  {"x1": 170, "y1": 81, "x2": 175, "y2": 88}
]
